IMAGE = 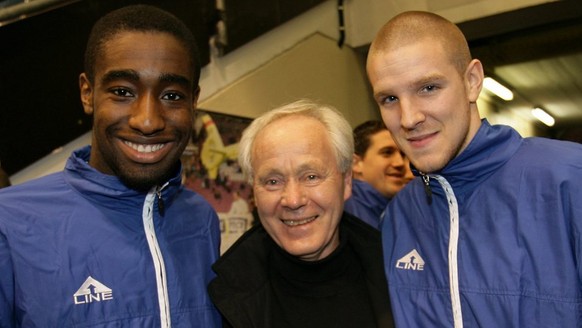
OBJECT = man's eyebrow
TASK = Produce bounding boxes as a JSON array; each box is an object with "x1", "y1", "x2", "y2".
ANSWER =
[
  {"x1": 99, "y1": 70, "x2": 192, "y2": 89},
  {"x1": 100, "y1": 69, "x2": 139, "y2": 84},
  {"x1": 159, "y1": 73, "x2": 192, "y2": 89},
  {"x1": 296, "y1": 162, "x2": 320, "y2": 172},
  {"x1": 379, "y1": 145, "x2": 398, "y2": 152},
  {"x1": 411, "y1": 73, "x2": 445, "y2": 88},
  {"x1": 256, "y1": 168, "x2": 282, "y2": 180},
  {"x1": 373, "y1": 73, "x2": 447, "y2": 98}
]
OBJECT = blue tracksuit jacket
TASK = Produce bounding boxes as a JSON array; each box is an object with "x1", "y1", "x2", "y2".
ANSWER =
[
  {"x1": 0, "y1": 146, "x2": 222, "y2": 327},
  {"x1": 382, "y1": 119, "x2": 582, "y2": 327},
  {"x1": 344, "y1": 179, "x2": 390, "y2": 230}
]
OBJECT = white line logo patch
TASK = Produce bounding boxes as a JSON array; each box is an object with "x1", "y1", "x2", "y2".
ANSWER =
[
  {"x1": 73, "y1": 276, "x2": 113, "y2": 305},
  {"x1": 396, "y1": 249, "x2": 425, "y2": 271}
]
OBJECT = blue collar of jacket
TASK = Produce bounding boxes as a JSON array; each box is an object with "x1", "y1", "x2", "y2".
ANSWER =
[
  {"x1": 63, "y1": 145, "x2": 183, "y2": 212},
  {"x1": 412, "y1": 119, "x2": 522, "y2": 198},
  {"x1": 351, "y1": 179, "x2": 390, "y2": 213}
]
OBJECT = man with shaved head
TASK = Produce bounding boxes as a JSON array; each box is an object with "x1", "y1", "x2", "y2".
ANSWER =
[{"x1": 367, "y1": 11, "x2": 582, "y2": 327}]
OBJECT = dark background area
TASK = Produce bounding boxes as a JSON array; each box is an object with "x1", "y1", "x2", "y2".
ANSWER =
[
  {"x1": 0, "y1": 0, "x2": 215, "y2": 175},
  {"x1": 458, "y1": 0, "x2": 582, "y2": 141},
  {"x1": 219, "y1": 0, "x2": 325, "y2": 54},
  {"x1": 0, "y1": 0, "x2": 325, "y2": 176}
]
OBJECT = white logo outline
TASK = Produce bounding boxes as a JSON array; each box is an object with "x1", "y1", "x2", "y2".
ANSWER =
[
  {"x1": 73, "y1": 276, "x2": 114, "y2": 305},
  {"x1": 396, "y1": 249, "x2": 425, "y2": 271}
]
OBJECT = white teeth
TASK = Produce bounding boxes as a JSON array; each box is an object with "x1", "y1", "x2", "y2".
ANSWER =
[
  {"x1": 124, "y1": 141, "x2": 165, "y2": 153},
  {"x1": 282, "y1": 216, "x2": 317, "y2": 226}
]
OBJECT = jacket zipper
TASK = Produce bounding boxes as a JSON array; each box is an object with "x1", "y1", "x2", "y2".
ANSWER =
[
  {"x1": 143, "y1": 184, "x2": 171, "y2": 328},
  {"x1": 420, "y1": 172, "x2": 433, "y2": 205},
  {"x1": 156, "y1": 188, "x2": 165, "y2": 216},
  {"x1": 432, "y1": 175, "x2": 463, "y2": 328}
]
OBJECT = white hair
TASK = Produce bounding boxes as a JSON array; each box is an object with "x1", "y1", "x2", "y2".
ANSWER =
[{"x1": 238, "y1": 99, "x2": 354, "y2": 183}]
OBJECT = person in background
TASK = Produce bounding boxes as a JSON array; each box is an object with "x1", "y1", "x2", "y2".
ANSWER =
[
  {"x1": 367, "y1": 10, "x2": 582, "y2": 327},
  {"x1": 344, "y1": 120, "x2": 411, "y2": 229},
  {"x1": 0, "y1": 5, "x2": 221, "y2": 327},
  {"x1": 0, "y1": 160, "x2": 10, "y2": 189},
  {"x1": 228, "y1": 190, "x2": 250, "y2": 216},
  {"x1": 208, "y1": 99, "x2": 394, "y2": 328}
]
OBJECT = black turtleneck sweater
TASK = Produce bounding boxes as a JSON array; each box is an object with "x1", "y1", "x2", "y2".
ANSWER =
[
  {"x1": 208, "y1": 213, "x2": 394, "y2": 328},
  {"x1": 268, "y1": 227, "x2": 376, "y2": 328}
]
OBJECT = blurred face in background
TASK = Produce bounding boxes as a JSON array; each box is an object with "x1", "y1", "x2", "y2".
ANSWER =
[{"x1": 353, "y1": 129, "x2": 408, "y2": 198}]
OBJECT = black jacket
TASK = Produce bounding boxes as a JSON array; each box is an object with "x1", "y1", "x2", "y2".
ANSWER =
[{"x1": 208, "y1": 212, "x2": 394, "y2": 328}]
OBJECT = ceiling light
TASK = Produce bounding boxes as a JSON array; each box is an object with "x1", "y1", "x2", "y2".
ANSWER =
[
  {"x1": 483, "y1": 77, "x2": 514, "y2": 101},
  {"x1": 531, "y1": 107, "x2": 555, "y2": 127}
]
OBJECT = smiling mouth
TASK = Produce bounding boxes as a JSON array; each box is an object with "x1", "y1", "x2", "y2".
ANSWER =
[
  {"x1": 407, "y1": 135, "x2": 428, "y2": 142},
  {"x1": 408, "y1": 131, "x2": 437, "y2": 142},
  {"x1": 124, "y1": 141, "x2": 166, "y2": 153},
  {"x1": 281, "y1": 216, "x2": 318, "y2": 226},
  {"x1": 406, "y1": 131, "x2": 438, "y2": 148}
]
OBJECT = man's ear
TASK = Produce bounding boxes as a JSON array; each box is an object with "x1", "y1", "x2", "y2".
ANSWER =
[
  {"x1": 79, "y1": 73, "x2": 94, "y2": 115},
  {"x1": 343, "y1": 168, "x2": 353, "y2": 201},
  {"x1": 352, "y1": 154, "x2": 364, "y2": 176},
  {"x1": 465, "y1": 59, "x2": 484, "y2": 103}
]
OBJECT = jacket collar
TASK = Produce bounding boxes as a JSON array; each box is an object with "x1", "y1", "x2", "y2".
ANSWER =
[
  {"x1": 352, "y1": 179, "x2": 390, "y2": 213},
  {"x1": 63, "y1": 145, "x2": 183, "y2": 211},
  {"x1": 413, "y1": 119, "x2": 522, "y2": 198}
]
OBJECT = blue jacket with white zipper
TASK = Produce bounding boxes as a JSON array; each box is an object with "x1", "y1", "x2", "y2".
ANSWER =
[
  {"x1": 0, "y1": 146, "x2": 222, "y2": 327},
  {"x1": 382, "y1": 119, "x2": 582, "y2": 327}
]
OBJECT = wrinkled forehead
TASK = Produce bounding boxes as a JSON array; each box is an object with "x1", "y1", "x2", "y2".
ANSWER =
[
  {"x1": 254, "y1": 115, "x2": 328, "y2": 151},
  {"x1": 253, "y1": 116, "x2": 333, "y2": 160}
]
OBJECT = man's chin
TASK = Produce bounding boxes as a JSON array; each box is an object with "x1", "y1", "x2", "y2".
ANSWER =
[
  {"x1": 120, "y1": 176, "x2": 160, "y2": 192},
  {"x1": 117, "y1": 166, "x2": 178, "y2": 192}
]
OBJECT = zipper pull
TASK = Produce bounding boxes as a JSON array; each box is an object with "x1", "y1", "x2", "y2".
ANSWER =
[
  {"x1": 421, "y1": 173, "x2": 432, "y2": 205},
  {"x1": 156, "y1": 187, "x2": 165, "y2": 216}
]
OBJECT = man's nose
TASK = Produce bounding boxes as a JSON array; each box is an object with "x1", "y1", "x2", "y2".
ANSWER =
[
  {"x1": 129, "y1": 93, "x2": 165, "y2": 134},
  {"x1": 399, "y1": 98, "x2": 425, "y2": 129},
  {"x1": 280, "y1": 180, "x2": 307, "y2": 210}
]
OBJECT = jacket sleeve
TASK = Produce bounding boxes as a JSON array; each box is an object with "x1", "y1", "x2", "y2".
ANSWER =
[
  {"x1": 570, "y1": 177, "x2": 582, "y2": 286},
  {"x1": 0, "y1": 228, "x2": 16, "y2": 327}
]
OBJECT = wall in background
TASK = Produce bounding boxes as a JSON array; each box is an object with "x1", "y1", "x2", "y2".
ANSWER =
[
  {"x1": 7, "y1": 0, "x2": 552, "y2": 185},
  {"x1": 200, "y1": 33, "x2": 378, "y2": 127}
]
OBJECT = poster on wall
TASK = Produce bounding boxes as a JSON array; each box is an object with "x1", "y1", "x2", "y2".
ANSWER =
[{"x1": 181, "y1": 110, "x2": 255, "y2": 254}]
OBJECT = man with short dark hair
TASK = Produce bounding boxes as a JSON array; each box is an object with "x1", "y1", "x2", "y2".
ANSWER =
[
  {"x1": 0, "y1": 5, "x2": 221, "y2": 327},
  {"x1": 344, "y1": 120, "x2": 410, "y2": 229}
]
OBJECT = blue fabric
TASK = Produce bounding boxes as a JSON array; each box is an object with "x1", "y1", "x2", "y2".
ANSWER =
[
  {"x1": 0, "y1": 146, "x2": 222, "y2": 327},
  {"x1": 382, "y1": 119, "x2": 582, "y2": 327},
  {"x1": 344, "y1": 179, "x2": 390, "y2": 230}
]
